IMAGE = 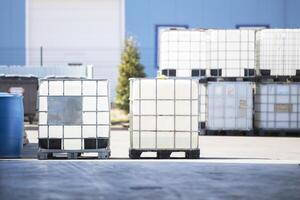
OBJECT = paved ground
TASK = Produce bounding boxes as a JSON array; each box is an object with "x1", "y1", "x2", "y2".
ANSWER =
[
  {"x1": 1, "y1": 128, "x2": 300, "y2": 200},
  {"x1": 23, "y1": 129, "x2": 300, "y2": 160},
  {"x1": 0, "y1": 160, "x2": 300, "y2": 200},
  {"x1": 111, "y1": 130, "x2": 300, "y2": 160}
]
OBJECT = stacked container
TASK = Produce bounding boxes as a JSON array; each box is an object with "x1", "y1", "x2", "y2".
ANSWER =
[
  {"x1": 38, "y1": 78, "x2": 110, "y2": 159},
  {"x1": 255, "y1": 83, "x2": 300, "y2": 131},
  {"x1": 206, "y1": 82, "x2": 253, "y2": 132},
  {"x1": 129, "y1": 78, "x2": 200, "y2": 158},
  {"x1": 256, "y1": 29, "x2": 300, "y2": 77},
  {"x1": 159, "y1": 29, "x2": 207, "y2": 77},
  {"x1": 255, "y1": 29, "x2": 300, "y2": 135},
  {"x1": 159, "y1": 29, "x2": 256, "y2": 78},
  {"x1": 206, "y1": 29, "x2": 256, "y2": 78},
  {"x1": 159, "y1": 28, "x2": 256, "y2": 135}
]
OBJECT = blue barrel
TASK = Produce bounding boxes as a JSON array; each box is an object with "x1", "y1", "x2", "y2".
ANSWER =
[{"x1": 0, "y1": 93, "x2": 24, "y2": 158}]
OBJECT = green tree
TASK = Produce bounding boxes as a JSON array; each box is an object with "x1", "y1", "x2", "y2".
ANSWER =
[{"x1": 116, "y1": 37, "x2": 145, "y2": 113}]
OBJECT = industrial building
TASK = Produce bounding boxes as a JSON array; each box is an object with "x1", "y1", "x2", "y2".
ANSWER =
[
  {"x1": 0, "y1": 0, "x2": 125, "y2": 97},
  {"x1": 1, "y1": 1, "x2": 300, "y2": 199},
  {"x1": 1, "y1": 0, "x2": 300, "y2": 83}
]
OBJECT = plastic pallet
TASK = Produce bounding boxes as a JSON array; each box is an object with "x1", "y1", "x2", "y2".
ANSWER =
[
  {"x1": 205, "y1": 130, "x2": 255, "y2": 136},
  {"x1": 255, "y1": 129, "x2": 300, "y2": 137},
  {"x1": 37, "y1": 148, "x2": 110, "y2": 160},
  {"x1": 129, "y1": 149, "x2": 200, "y2": 159},
  {"x1": 205, "y1": 76, "x2": 256, "y2": 82},
  {"x1": 256, "y1": 76, "x2": 299, "y2": 82}
]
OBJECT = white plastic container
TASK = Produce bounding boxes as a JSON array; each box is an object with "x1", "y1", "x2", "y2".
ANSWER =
[
  {"x1": 159, "y1": 29, "x2": 255, "y2": 78},
  {"x1": 38, "y1": 78, "x2": 110, "y2": 150},
  {"x1": 207, "y1": 82, "x2": 253, "y2": 130},
  {"x1": 130, "y1": 78, "x2": 199, "y2": 150},
  {"x1": 255, "y1": 83, "x2": 300, "y2": 130},
  {"x1": 159, "y1": 29, "x2": 207, "y2": 77},
  {"x1": 206, "y1": 29, "x2": 256, "y2": 77},
  {"x1": 256, "y1": 29, "x2": 300, "y2": 76}
]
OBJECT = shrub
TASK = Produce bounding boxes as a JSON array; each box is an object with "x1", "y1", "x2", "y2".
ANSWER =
[{"x1": 115, "y1": 37, "x2": 145, "y2": 113}]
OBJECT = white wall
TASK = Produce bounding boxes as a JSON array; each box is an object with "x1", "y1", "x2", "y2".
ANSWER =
[{"x1": 26, "y1": 0, "x2": 125, "y2": 99}]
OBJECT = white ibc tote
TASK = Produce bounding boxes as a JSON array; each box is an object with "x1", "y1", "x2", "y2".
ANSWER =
[
  {"x1": 256, "y1": 29, "x2": 300, "y2": 76},
  {"x1": 159, "y1": 29, "x2": 256, "y2": 78},
  {"x1": 206, "y1": 82, "x2": 253, "y2": 131},
  {"x1": 129, "y1": 78, "x2": 199, "y2": 150},
  {"x1": 38, "y1": 78, "x2": 110, "y2": 151},
  {"x1": 255, "y1": 83, "x2": 300, "y2": 130},
  {"x1": 159, "y1": 29, "x2": 207, "y2": 77},
  {"x1": 206, "y1": 29, "x2": 256, "y2": 77}
]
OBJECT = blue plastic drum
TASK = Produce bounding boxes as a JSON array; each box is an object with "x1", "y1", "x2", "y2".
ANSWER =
[{"x1": 0, "y1": 93, "x2": 24, "y2": 158}]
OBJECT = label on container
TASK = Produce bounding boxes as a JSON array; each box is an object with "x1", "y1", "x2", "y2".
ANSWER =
[
  {"x1": 239, "y1": 100, "x2": 247, "y2": 117},
  {"x1": 239, "y1": 100, "x2": 247, "y2": 109},
  {"x1": 274, "y1": 104, "x2": 293, "y2": 113}
]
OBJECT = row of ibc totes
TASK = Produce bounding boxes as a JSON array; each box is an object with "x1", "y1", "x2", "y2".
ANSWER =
[
  {"x1": 129, "y1": 78, "x2": 300, "y2": 140},
  {"x1": 200, "y1": 81, "x2": 300, "y2": 134},
  {"x1": 159, "y1": 28, "x2": 300, "y2": 78},
  {"x1": 159, "y1": 28, "x2": 300, "y2": 134},
  {"x1": 159, "y1": 28, "x2": 256, "y2": 78}
]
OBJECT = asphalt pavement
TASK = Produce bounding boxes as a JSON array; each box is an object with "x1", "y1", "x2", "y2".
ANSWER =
[{"x1": 1, "y1": 129, "x2": 300, "y2": 200}]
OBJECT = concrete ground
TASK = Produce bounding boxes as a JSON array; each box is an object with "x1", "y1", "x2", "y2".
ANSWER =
[
  {"x1": 1, "y1": 160, "x2": 300, "y2": 200},
  {"x1": 1, "y1": 128, "x2": 300, "y2": 199},
  {"x1": 111, "y1": 130, "x2": 300, "y2": 160},
  {"x1": 22, "y1": 128, "x2": 300, "y2": 160}
]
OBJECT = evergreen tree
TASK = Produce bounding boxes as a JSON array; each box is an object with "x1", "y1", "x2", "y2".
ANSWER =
[{"x1": 116, "y1": 37, "x2": 145, "y2": 113}]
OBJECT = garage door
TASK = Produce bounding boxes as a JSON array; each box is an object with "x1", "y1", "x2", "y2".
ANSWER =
[{"x1": 26, "y1": 0, "x2": 124, "y2": 98}]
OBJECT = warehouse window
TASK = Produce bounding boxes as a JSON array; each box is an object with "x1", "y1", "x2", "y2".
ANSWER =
[{"x1": 155, "y1": 24, "x2": 189, "y2": 70}]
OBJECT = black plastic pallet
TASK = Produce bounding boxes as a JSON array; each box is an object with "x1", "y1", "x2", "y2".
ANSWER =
[
  {"x1": 205, "y1": 76, "x2": 256, "y2": 82},
  {"x1": 256, "y1": 75, "x2": 300, "y2": 83},
  {"x1": 204, "y1": 129, "x2": 300, "y2": 137},
  {"x1": 37, "y1": 149, "x2": 110, "y2": 160},
  {"x1": 129, "y1": 149, "x2": 200, "y2": 159},
  {"x1": 255, "y1": 129, "x2": 300, "y2": 137},
  {"x1": 257, "y1": 69, "x2": 300, "y2": 82},
  {"x1": 208, "y1": 68, "x2": 255, "y2": 79},
  {"x1": 204, "y1": 130, "x2": 255, "y2": 136}
]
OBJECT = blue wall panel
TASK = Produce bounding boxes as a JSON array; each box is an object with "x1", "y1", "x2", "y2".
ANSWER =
[
  {"x1": 0, "y1": 0, "x2": 25, "y2": 65},
  {"x1": 126, "y1": 0, "x2": 300, "y2": 77},
  {"x1": 286, "y1": 0, "x2": 300, "y2": 28}
]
